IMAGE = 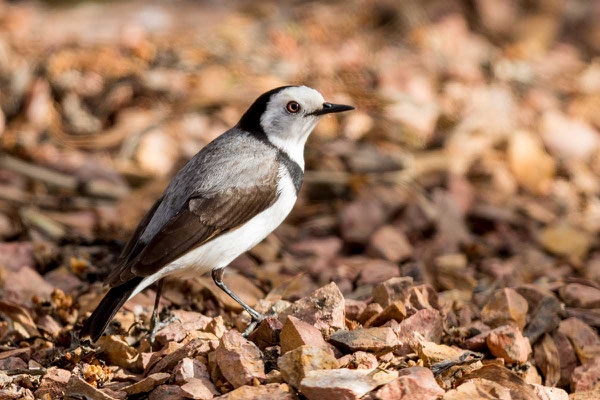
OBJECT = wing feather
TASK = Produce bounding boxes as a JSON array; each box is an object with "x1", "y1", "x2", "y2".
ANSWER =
[{"x1": 106, "y1": 166, "x2": 280, "y2": 287}]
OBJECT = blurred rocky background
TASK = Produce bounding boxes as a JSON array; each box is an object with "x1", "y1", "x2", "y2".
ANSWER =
[{"x1": 1, "y1": 0, "x2": 600, "y2": 399}]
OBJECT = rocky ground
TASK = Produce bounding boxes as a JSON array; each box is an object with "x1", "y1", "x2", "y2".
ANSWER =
[{"x1": 1, "y1": 0, "x2": 600, "y2": 399}]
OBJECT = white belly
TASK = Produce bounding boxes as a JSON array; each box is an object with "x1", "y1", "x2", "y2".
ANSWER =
[{"x1": 128, "y1": 166, "x2": 297, "y2": 299}]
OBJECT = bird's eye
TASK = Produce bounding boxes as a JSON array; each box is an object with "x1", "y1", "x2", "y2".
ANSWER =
[{"x1": 286, "y1": 101, "x2": 301, "y2": 113}]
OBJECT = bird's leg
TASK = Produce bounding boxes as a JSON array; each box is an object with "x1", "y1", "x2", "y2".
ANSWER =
[
  {"x1": 211, "y1": 268, "x2": 265, "y2": 336},
  {"x1": 148, "y1": 279, "x2": 178, "y2": 344}
]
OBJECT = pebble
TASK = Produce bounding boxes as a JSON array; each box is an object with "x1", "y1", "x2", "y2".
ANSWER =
[
  {"x1": 367, "y1": 225, "x2": 413, "y2": 262},
  {"x1": 33, "y1": 367, "x2": 71, "y2": 399},
  {"x1": 372, "y1": 367, "x2": 444, "y2": 400},
  {"x1": 179, "y1": 378, "x2": 219, "y2": 400},
  {"x1": 300, "y1": 368, "x2": 398, "y2": 400},
  {"x1": 218, "y1": 383, "x2": 295, "y2": 400},
  {"x1": 570, "y1": 356, "x2": 600, "y2": 392},
  {"x1": 329, "y1": 327, "x2": 399, "y2": 353},
  {"x1": 394, "y1": 309, "x2": 443, "y2": 356},
  {"x1": 248, "y1": 316, "x2": 283, "y2": 351},
  {"x1": 486, "y1": 325, "x2": 532, "y2": 364},
  {"x1": 559, "y1": 283, "x2": 600, "y2": 309},
  {"x1": 280, "y1": 315, "x2": 327, "y2": 354},
  {"x1": 557, "y1": 318, "x2": 600, "y2": 365},
  {"x1": 372, "y1": 277, "x2": 414, "y2": 308},
  {"x1": 365, "y1": 301, "x2": 406, "y2": 327},
  {"x1": 278, "y1": 345, "x2": 338, "y2": 389},
  {"x1": 278, "y1": 282, "x2": 345, "y2": 337},
  {"x1": 215, "y1": 330, "x2": 266, "y2": 388},
  {"x1": 174, "y1": 358, "x2": 210, "y2": 385},
  {"x1": 481, "y1": 288, "x2": 529, "y2": 330},
  {"x1": 122, "y1": 373, "x2": 171, "y2": 395}
]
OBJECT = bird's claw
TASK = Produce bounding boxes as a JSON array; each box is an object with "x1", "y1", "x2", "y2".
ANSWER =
[
  {"x1": 241, "y1": 312, "x2": 278, "y2": 337},
  {"x1": 148, "y1": 315, "x2": 181, "y2": 345}
]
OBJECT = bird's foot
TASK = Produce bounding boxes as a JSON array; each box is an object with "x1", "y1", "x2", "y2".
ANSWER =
[
  {"x1": 148, "y1": 314, "x2": 180, "y2": 345},
  {"x1": 241, "y1": 312, "x2": 268, "y2": 338}
]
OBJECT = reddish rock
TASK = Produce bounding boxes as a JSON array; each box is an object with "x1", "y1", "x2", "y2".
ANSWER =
[
  {"x1": 148, "y1": 339, "x2": 209, "y2": 375},
  {"x1": 557, "y1": 318, "x2": 600, "y2": 365},
  {"x1": 33, "y1": 367, "x2": 71, "y2": 399},
  {"x1": 569, "y1": 389, "x2": 600, "y2": 400},
  {"x1": 148, "y1": 385, "x2": 186, "y2": 400},
  {"x1": 180, "y1": 378, "x2": 219, "y2": 400},
  {"x1": 154, "y1": 310, "x2": 212, "y2": 345},
  {"x1": 4, "y1": 266, "x2": 54, "y2": 304},
  {"x1": 289, "y1": 237, "x2": 343, "y2": 275},
  {"x1": 559, "y1": 283, "x2": 600, "y2": 309},
  {"x1": 280, "y1": 315, "x2": 327, "y2": 354},
  {"x1": 531, "y1": 384, "x2": 568, "y2": 400},
  {"x1": 534, "y1": 334, "x2": 561, "y2": 387},
  {"x1": 300, "y1": 368, "x2": 398, "y2": 400},
  {"x1": 345, "y1": 299, "x2": 367, "y2": 321},
  {"x1": 215, "y1": 330, "x2": 265, "y2": 388},
  {"x1": 122, "y1": 373, "x2": 171, "y2": 395},
  {"x1": 0, "y1": 242, "x2": 34, "y2": 271},
  {"x1": 565, "y1": 308, "x2": 600, "y2": 328},
  {"x1": 0, "y1": 357, "x2": 26, "y2": 370},
  {"x1": 553, "y1": 331, "x2": 579, "y2": 387},
  {"x1": 372, "y1": 277, "x2": 414, "y2": 308},
  {"x1": 248, "y1": 316, "x2": 283, "y2": 350},
  {"x1": 218, "y1": 383, "x2": 295, "y2": 400},
  {"x1": 339, "y1": 198, "x2": 386, "y2": 244},
  {"x1": 66, "y1": 375, "x2": 118, "y2": 400},
  {"x1": 356, "y1": 260, "x2": 400, "y2": 286},
  {"x1": 443, "y1": 379, "x2": 511, "y2": 399},
  {"x1": 481, "y1": 288, "x2": 529, "y2": 330},
  {"x1": 278, "y1": 282, "x2": 345, "y2": 336},
  {"x1": 417, "y1": 341, "x2": 464, "y2": 366},
  {"x1": 465, "y1": 331, "x2": 490, "y2": 352},
  {"x1": 365, "y1": 301, "x2": 406, "y2": 327},
  {"x1": 96, "y1": 335, "x2": 138, "y2": 371},
  {"x1": 394, "y1": 309, "x2": 443, "y2": 356},
  {"x1": 486, "y1": 325, "x2": 532, "y2": 364},
  {"x1": 330, "y1": 327, "x2": 398, "y2": 353},
  {"x1": 0, "y1": 347, "x2": 30, "y2": 362},
  {"x1": 359, "y1": 303, "x2": 384, "y2": 324},
  {"x1": 571, "y1": 356, "x2": 600, "y2": 392},
  {"x1": 337, "y1": 351, "x2": 378, "y2": 369},
  {"x1": 367, "y1": 225, "x2": 413, "y2": 262},
  {"x1": 372, "y1": 367, "x2": 444, "y2": 400},
  {"x1": 174, "y1": 358, "x2": 210, "y2": 385},
  {"x1": 516, "y1": 285, "x2": 557, "y2": 309},
  {"x1": 278, "y1": 345, "x2": 338, "y2": 388},
  {"x1": 36, "y1": 315, "x2": 62, "y2": 339},
  {"x1": 404, "y1": 285, "x2": 440, "y2": 313}
]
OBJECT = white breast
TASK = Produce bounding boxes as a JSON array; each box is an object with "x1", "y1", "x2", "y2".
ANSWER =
[{"x1": 128, "y1": 165, "x2": 298, "y2": 299}]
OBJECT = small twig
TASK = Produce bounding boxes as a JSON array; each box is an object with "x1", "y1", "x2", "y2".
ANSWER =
[
  {"x1": 19, "y1": 207, "x2": 66, "y2": 240},
  {"x1": 0, "y1": 184, "x2": 115, "y2": 210},
  {"x1": 430, "y1": 351, "x2": 483, "y2": 377},
  {"x1": 0, "y1": 154, "x2": 128, "y2": 199},
  {"x1": 0, "y1": 154, "x2": 77, "y2": 189},
  {"x1": 5, "y1": 368, "x2": 47, "y2": 376}
]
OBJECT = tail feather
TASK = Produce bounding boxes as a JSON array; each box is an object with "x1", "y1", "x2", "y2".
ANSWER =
[{"x1": 80, "y1": 277, "x2": 143, "y2": 342}]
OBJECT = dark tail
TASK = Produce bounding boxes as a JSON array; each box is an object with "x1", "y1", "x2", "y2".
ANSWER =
[{"x1": 80, "y1": 277, "x2": 143, "y2": 342}]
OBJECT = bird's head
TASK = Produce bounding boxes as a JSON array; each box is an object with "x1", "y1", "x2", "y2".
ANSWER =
[{"x1": 238, "y1": 86, "x2": 354, "y2": 168}]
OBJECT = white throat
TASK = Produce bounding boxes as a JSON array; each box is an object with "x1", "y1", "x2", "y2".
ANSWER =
[
  {"x1": 264, "y1": 128, "x2": 311, "y2": 170},
  {"x1": 258, "y1": 86, "x2": 325, "y2": 170}
]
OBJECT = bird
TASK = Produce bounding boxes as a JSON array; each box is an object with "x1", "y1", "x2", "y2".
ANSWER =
[{"x1": 80, "y1": 85, "x2": 354, "y2": 342}]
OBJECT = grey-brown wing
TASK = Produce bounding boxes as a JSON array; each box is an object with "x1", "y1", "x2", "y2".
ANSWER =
[
  {"x1": 113, "y1": 196, "x2": 164, "y2": 273},
  {"x1": 105, "y1": 178, "x2": 279, "y2": 287}
]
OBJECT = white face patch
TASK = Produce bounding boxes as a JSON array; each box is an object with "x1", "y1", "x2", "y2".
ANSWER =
[{"x1": 260, "y1": 86, "x2": 326, "y2": 169}]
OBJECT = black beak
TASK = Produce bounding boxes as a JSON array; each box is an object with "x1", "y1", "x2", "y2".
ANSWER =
[{"x1": 310, "y1": 102, "x2": 355, "y2": 116}]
